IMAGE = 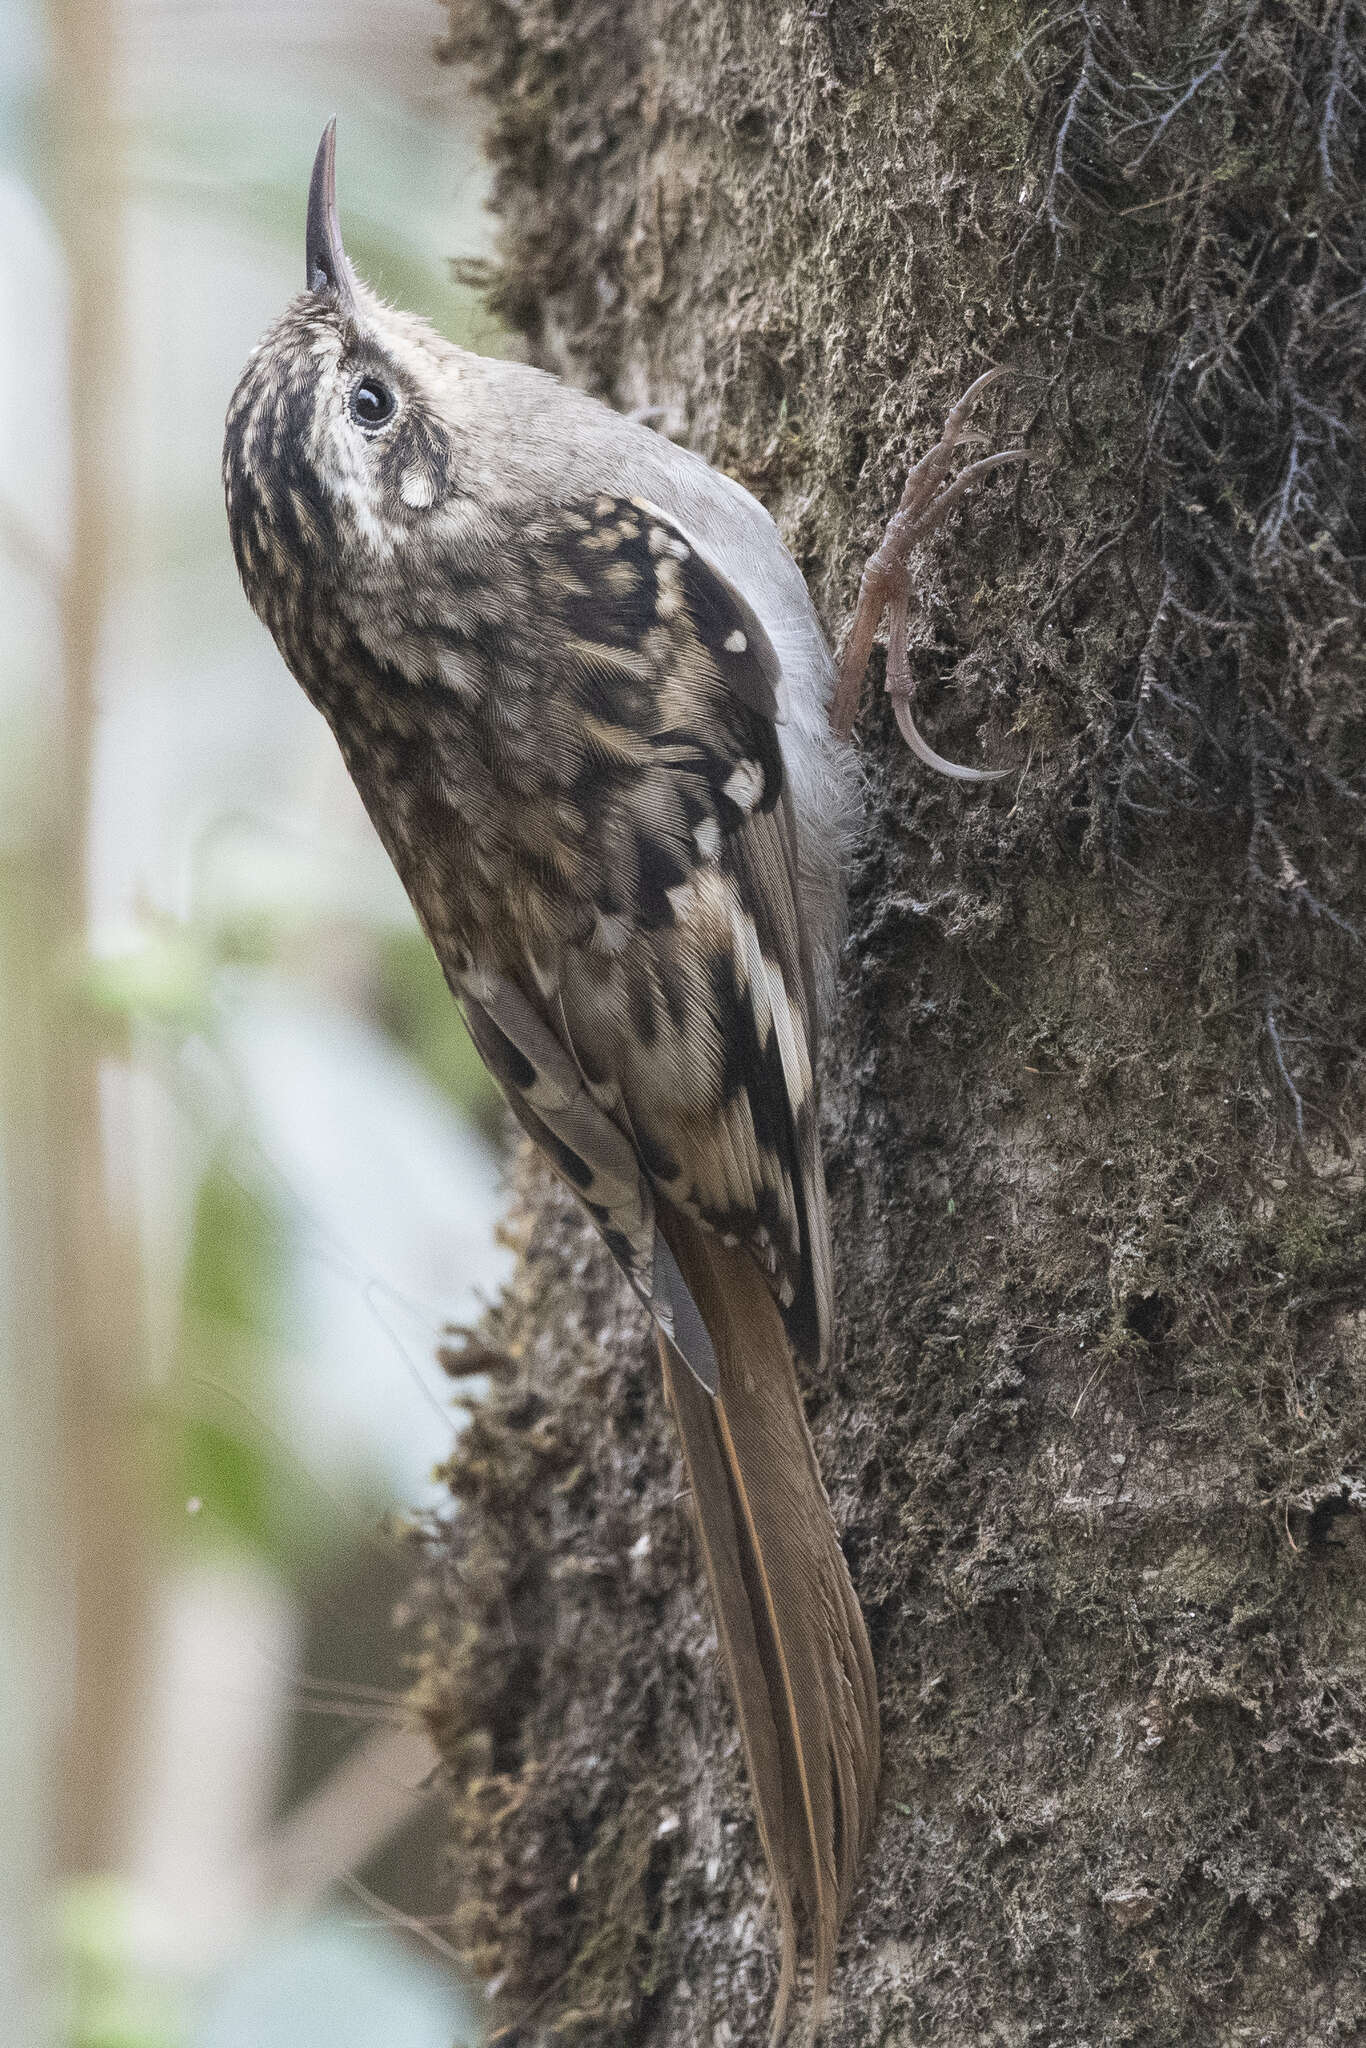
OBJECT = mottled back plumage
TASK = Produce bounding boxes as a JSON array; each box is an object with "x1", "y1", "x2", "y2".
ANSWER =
[{"x1": 223, "y1": 123, "x2": 877, "y2": 2039}]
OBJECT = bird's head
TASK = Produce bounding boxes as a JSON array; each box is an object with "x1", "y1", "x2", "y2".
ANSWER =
[{"x1": 222, "y1": 122, "x2": 488, "y2": 691}]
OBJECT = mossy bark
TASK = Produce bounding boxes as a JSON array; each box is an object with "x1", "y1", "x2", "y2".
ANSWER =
[{"x1": 415, "y1": 4, "x2": 1366, "y2": 2041}]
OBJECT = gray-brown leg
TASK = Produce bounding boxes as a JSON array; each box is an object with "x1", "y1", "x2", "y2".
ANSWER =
[{"x1": 830, "y1": 368, "x2": 1026, "y2": 780}]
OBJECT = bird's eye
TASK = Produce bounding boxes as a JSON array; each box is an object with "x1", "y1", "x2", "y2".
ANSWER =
[{"x1": 349, "y1": 376, "x2": 397, "y2": 429}]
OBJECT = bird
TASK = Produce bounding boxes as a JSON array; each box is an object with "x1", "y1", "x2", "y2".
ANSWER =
[{"x1": 223, "y1": 119, "x2": 1021, "y2": 2041}]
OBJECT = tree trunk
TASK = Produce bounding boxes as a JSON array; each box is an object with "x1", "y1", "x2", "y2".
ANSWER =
[{"x1": 416, "y1": 4, "x2": 1366, "y2": 2041}]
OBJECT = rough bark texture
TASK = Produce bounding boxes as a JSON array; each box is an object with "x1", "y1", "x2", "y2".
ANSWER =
[{"x1": 413, "y1": 4, "x2": 1366, "y2": 2042}]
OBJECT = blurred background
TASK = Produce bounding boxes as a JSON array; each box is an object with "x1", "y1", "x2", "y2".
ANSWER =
[{"x1": 2, "y1": 3, "x2": 512, "y2": 2043}]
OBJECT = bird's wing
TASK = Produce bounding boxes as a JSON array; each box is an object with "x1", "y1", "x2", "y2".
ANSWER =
[
  {"x1": 447, "y1": 496, "x2": 873, "y2": 2027},
  {"x1": 464, "y1": 491, "x2": 833, "y2": 1378}
]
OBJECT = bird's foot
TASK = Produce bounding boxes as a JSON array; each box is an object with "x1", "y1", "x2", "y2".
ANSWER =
[{"x1": 829, "y1": 367, "x2": 1026, "y2": 779}]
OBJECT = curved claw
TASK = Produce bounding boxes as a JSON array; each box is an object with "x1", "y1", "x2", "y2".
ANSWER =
[
  {"x1": 831, "y1": 371, "x2": 1028, "y2": 756},
  {"x1": 883, "y1": 580, "x2": 1015, "y2": 782},
  {"x1": 890, "y1": 693, "x2": 1012, "y2": 781}
]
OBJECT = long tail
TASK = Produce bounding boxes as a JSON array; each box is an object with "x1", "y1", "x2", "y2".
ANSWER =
[{"x1": 656, "y1": 1216, "x2": 880, "y2": 2042}]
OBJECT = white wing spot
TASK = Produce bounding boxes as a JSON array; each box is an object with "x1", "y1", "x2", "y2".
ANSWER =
[
  {"x1": 591, "y1": 909, "x2": 631, "y2": 955},
  {"x1": 724, "y1": 628, "x2": 748, "y2": 654},
  {"x1": 730, "y1": 906, "x2": 773, "y2": 1043},
  {"x1": 763, "y1": 953, "x2": 811, "y2": 1109},
  {"x1": 723, "y1": 759, "x2": 764, "y2": 813},
  {"x1": 693, "y1": 815, "x2": 721, "y2": 860},
  {"x1": 645, "y1": 522, "x2": 691, "y2": 562}
]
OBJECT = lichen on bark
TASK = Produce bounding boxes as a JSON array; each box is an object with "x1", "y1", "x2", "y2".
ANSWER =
[{"x1": 413, "y1": 3, "x2": 1366, "y2": 2041}]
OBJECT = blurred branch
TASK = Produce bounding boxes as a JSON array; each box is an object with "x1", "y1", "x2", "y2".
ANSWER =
[
  {"x1": 46, "y1": 0, "x2": 154, "y2": 1876},
  {"x1": 252, "y1": 1723, "x2": 440, "y2": 1915}
]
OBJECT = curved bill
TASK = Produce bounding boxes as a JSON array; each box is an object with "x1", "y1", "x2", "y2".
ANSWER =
[{"x1": 305, "y1": 118, "x2": 359, "y2": 311}]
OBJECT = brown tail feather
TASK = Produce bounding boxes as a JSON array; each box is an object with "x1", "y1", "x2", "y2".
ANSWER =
[{"x1": 656, "y1": 1216, "x2": 880, "y2": 2042}]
